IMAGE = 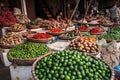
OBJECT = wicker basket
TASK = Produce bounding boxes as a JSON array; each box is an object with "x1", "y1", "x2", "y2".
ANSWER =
[
  {"x1": 27, "y1": 25, "x2": 40, "y2": 29},
  {"x1": 102, "y1": 24, "x2": 113, "y2": 27},
  {"x1": 21, "y1": 31, "x2": 37, "y2": 37},
  {"x1": 58, "y1": 34, "x2": 76, "y2": 40},
  {"x1": 46, "y1": 31, "x2": 66, "y2": 36},
  {"x1": 88, "y1": 23, "x2": 100, "y2": 26},
  {"x1": 32, "y1": 51, "x2": 114, "y2": 80},
  {"x1": 7, "y1": 50, "x2": 51, "y2": 66},
  {"x1": 6, "y1": 28, "x2": 25, "y2": 32},
  {"x1": 106, "y1": 39, "x2": 120, "y2": 43},
  {"x1": 27, "y1": 37, "x2": 53, "y2": 43},
  {"x1": 0, "y1": 41, "x2": 24, "y2": 49},
  {"x1": 80, "y1": 30, "x2": 89, "y2": 32},
  {"x1": 66, "y1": 46, "x2": 100, "y2": 57},
  {"x1": 90, "y1": 32, "x2": 102, "y2": 35}
]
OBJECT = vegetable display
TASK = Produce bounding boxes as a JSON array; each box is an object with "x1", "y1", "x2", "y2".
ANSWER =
[
  {"x1": 7, "y1": 23, "x2": 26, "y2": 32},
  {"x1": 21, "y1": 31, "x2": 36, "y2": 37},
  {"x1": 34, "y1": 33, "x2": 52, "y2": 39},
  {"x1": 50, "y1": 28, "x2": 64, "y2": 33},
  {"x1": 0, "y1": 9, "x2": 16, "y2": 25},
  {"x1": 69, "y1": 37, "x2": 98, "y2": 53},
  {"x1": 34, "y1": 50, "x2": 111, "y2": 80},
  {"x1": 26, "y1": 22, "x2": 39, "y2": 29},
  {"x1": 59, "y1": 32, "x2": 76, "y2": 40},
  {"x1": 79, "y1": 26, "x2": 89, "y2": 32},
  {"x1": 66, "y1": 33, "x2": 75, "y2": 38},
  {"x1": 8, "y1": 42, "x2": 50, "y2": 59},
  {"x1": 89, "y1": 27, "x2": 102, "y2": 35},
  {"x1": 15, "y1": 14, "x2": 31, "y2": 24},
  {"x1": 100, "y1": 27, "x2": 120, "y2": 40},
  {"x1": 47, "y1": 28, "x2": 65, "y2": 36},
  {"x1": 0, "y1": 32, "x2": 24, "y2": 46}
]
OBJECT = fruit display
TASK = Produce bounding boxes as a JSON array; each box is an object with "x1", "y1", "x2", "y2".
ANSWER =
[
  {"x1": 0, "y1": 32, "x2": 24, "y2": 47},
  {"x1": 69, "y1": 37, "x2": 98, "y2": 53},
  {"x1": 7, "y1": 23, "x2": 26, "y2": 32},
  {"x1": 100, "y1": 27, "x2": 120, "y2": 40},
  {"x1": 0, "y1": 9, "x2": 16, "y2": 25},
  {"x1": 33, "y1": 50, "x2": 112, "y2": 80},
  {"x1": 8, "y1": 42, "x2": 50, "y2": 59},
  {"x1": 27, "y1": 33, "x2": 53, "y2": 43},
  {"x1": 89, "y1": 27, "x2": 102, "y2": 35}
]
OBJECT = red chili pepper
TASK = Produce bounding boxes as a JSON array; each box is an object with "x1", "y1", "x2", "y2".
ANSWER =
[
  {"x1": 89, "y1": 27, "x2": 102, "y2": 34},
  {"x1": 34, "y1": 33, "x2": 52, "y2": 39},
  {"x1": 79, "y1": 26, "x2": 88, "y2": 31}
]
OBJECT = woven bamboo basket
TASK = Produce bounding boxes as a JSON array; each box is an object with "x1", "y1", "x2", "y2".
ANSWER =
[
  {"x1": 58, "y1": 34, "x2": 76, "y2": 40},
  {"x1": 106, "y1": 39, "x2": 120, "y2": 43},
  {"x1": 102, "y1": 24, "x2": 113, "y2": 27},
  {"x1": 6, "y1": 28, "x2": 26, "y2": 32},
  {"x1": 0, "y1": 41, "x2": 24, "y2": 49},
  {"x1": 88, "y1": 23, "x2": 100, "y2": 26},
  {"x1": 32, "y1": 51, "x2": 114, "y2": 80},
  {"x1": 46, "y1": 31, "x2": 66, "y2": 36},
  {"x1": 27, "y1": 25, "x2": 40, "y2": 29},
  {"x1": 90, "y1": 32, "x2": 103, "y2": 35},
  {"x1": 7, "y1": 50, "x2": 51, "y2": 66},
  {"x1": 27, "y1": 37, "x2": 53, "y2": 43}
]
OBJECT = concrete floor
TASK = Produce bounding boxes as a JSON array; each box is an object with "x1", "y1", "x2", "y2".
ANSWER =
[{"x1": 0, "y1": 59, "x2": 11, "y2": 80}]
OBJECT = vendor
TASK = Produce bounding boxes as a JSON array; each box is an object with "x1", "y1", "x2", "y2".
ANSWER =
[
  {"x1": 109, "y1": 4, "x2": 120, "y2": 23},
  {"x1": 90, "y1": 5, "x2": 99, "y2": 17}
]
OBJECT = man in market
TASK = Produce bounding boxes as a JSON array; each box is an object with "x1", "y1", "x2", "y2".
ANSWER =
[{"x1": 109, "y1": 4, "x2": 120, "y2": 23}]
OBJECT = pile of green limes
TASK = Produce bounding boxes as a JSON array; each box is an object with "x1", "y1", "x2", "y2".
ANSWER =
[
  {"x1": 35, "y1": 50, "x2": 111, "y2": 80},
  {"x1": 8, "y1": 42, "x2": 50, "y2": 59}
]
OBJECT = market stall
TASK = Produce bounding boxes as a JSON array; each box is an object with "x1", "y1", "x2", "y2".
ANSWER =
[{"x1": 0, "y1": 1, "x2": 120, "y2": 79}]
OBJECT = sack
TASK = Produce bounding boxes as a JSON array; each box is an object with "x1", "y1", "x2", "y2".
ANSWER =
[{"x1": 101, "y1": 41, "x2": 120, "y2": 68}]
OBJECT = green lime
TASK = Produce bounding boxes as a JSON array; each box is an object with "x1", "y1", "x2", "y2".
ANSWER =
[
  {"x1": 65, "y1": 75, "x2": 70, "y2": 80},
  {"x1": 60, "y1": 75, "x2": 65, "y2": 79}
]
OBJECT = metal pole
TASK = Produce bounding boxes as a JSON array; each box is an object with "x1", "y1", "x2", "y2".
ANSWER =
[{"x1": 20, "y1": 0, "x2": 27, "y2": 15}]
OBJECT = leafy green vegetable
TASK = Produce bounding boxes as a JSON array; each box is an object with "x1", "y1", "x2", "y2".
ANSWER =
[{"x1": 100, "y1": 27, "x2": 120, "y2": 40}]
